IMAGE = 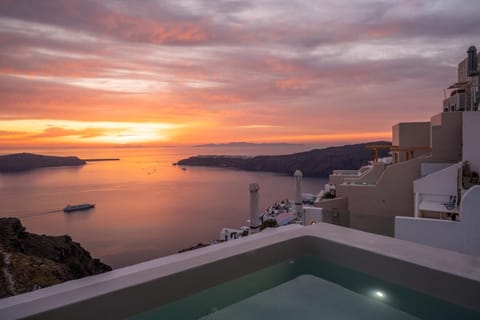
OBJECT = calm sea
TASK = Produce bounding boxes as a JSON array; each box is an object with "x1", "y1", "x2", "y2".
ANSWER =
[{"x1": 0, "y1": 146, "x2": 327, "y2": 268}]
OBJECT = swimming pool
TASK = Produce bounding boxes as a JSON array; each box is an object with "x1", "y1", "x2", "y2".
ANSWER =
[
  {"x1": 131, "y1": 256, "x2": 479, "y2": 320},
  {"x1": 1, "y1": 224, "x2": 479, "y2": 319}
]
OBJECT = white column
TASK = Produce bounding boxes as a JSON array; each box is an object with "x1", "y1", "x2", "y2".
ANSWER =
[
  {"x1": 414, "y1": 192, "x2": 420, "y2": 218},
  {"x1": 249, "y1": 183, "x2": 260, "y2": 228},
  {"x1": 294, "y1": 170, "x2": 303, "y2": 221}
]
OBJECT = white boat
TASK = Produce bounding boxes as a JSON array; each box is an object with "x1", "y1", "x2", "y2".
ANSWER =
[{"x1": 63, "y1": 203, "x2": 95, "y2": 212}]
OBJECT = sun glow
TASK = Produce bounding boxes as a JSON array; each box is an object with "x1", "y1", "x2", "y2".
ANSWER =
[{"x1": 0, "y1": 119, "x2": 184, "y2": 146}]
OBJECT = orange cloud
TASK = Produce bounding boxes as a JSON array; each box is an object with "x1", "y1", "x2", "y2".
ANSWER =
[
  {"x1": 92, "y1": 12, "x2": 208, "y2": 44},
  {"x1": 0, "y1": 130, "x2": 28, "y2": 136},
  {"x1": 1, "y1": 0, "x2": 476, "y2": 148},
  {"x1": 0, "y1": 119, "x2": 189, "y2": 146},
  {"x1": 366, "y1": 23, "x2": 399, "y2": 39},
  {"x1": 0, "y1": 54, "x2": 112, "y2": 78},
  {"x1": 275, "y1": 77, "x2": 311, "y2": 91},
  {"x1": 34, "y1": 127, "x2": 81, "y2": 138},
  {"x1": 264, "y1": 58, "x2": 297, "y2": 73}
]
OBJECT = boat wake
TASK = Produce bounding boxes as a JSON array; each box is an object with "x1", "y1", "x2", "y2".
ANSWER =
[{"x1": 16, "y1": 209, "x2": 63, "y2": 219}]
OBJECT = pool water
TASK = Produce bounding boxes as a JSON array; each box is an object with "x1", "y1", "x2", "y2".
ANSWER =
[
  {"x1": 199, "y1": 275, "x2": 419, "y2": 320},
  {"x1": 130, "y1": 256, "x2": 480, "y2": 320}
]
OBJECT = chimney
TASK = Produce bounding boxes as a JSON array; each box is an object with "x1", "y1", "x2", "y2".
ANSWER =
[
  {"x1": 294, "y1": 170, "x2": 303, "y2": 218},
  {"x1": 467, "y1": 46, "x2": 478, "y2": 76},
  {"x1": 249, "y1": 183, "x2": 260, "y2": 228}
]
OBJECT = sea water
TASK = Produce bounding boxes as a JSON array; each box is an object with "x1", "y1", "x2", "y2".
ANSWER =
[{"x1": 0, "y1": 146, "x2": 326, "y2": 268}]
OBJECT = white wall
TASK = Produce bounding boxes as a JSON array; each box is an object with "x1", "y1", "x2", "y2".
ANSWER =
[
  {"x1": 413, "y1": 162, "x2": 461, "y2": 195},
  {"x1": 393, "y1": 122, "x2": 431, "y2": 147},
  {"x1": 395, "y1": 217, "x2": 464, "y2": 252},
  {"x1": 395, "y1": 185, "x2": 480, "y2": 256},
  {"x1": 462, "y1": 112, "x2": 480, "y2": 172},
  {"x1": 420, "y1": 162, "x2": 453, "y2": 177},
  {"x1": 392, "y1": 122, "x2": 430, "y2": 163},
  {"x1": 460, "y1": 185, "x2": 480, "y2": 256},
  {"x1": 430, "y1": 112, "x2": 463, "y2": 162},
  {"x1": 303, "y1": 206, "x2": 323, "y2": 225}
]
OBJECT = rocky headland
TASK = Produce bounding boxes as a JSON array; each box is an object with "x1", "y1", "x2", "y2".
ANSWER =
[
  {"x1": 0, "y1": 218, "x2": 111, "y2": 299},
  {"x1": 194, "y1": 142, "x2": 305, "y2": 147},
  {"x1": 178, "y1": 141, "x2": 391, "y2": 177},
  {"x1": 0, "y1": 153, "x2": 86, "y2": 173}
]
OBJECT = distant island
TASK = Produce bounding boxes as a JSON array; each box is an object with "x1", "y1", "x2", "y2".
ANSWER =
[
  {"x1": 0, "y1": 153, "x2": 86, "y2": 173},
  {"x1": 0, "y1": 217, "x2": 111, "y2": 298},
  {"x1": 0, "y1": 153, "x2": 120, "y2": 173},
  {"x1": 194, "y1": 142, "x2": 305, "y2": 147},
  {"x1": 178, "y1": 141, "x2": 391, "y2": 177}
]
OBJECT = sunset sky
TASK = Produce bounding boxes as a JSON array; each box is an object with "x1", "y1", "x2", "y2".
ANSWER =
[{"x1": 1, "y1": 0, "x2": 479, "y2": 147}]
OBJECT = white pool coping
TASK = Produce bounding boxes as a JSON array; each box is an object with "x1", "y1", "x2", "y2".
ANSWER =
[{"x1": 0, "y1": 222, "x2": 479, "y2": 319}]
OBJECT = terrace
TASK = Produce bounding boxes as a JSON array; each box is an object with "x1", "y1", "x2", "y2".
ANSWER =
[{"x1": 1, "y1": 222, "x2": 479, "y2": 319}]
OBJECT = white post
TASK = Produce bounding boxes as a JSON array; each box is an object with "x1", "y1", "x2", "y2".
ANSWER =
[
  {"x1": 414, "y1": 192, "x2": 420, "y2": 218},
  {"x1": 249, "y1": 183, "x2": 260, "y2": 228},
  {"x1": 294, "y1": 170, "x2": 303, "y2": 222}
]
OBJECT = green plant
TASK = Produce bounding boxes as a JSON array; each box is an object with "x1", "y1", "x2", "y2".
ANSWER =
[
  {"x1": 322, "y1": 191, "x2": 336, "y2": 199},
  {"x1": 260, "y1": 219, "x2": 278, "y2": 230}
]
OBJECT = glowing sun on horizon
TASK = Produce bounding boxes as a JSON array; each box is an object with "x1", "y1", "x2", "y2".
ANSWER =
[{"x1": 0, "y1": 119, "x2": 183, "y2": 145}]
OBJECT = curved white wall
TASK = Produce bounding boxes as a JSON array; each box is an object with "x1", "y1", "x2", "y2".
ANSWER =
[
  {"x1": 460, "y1": 185, "x2": 480, "y2": 256},
  {"x1": 396, "y1": 185, "x2": 480, "y2": 256}
]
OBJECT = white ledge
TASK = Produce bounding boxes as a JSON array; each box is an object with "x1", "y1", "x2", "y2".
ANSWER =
[{"x1": 1, "y1": 223, "x2": 479, "y2": 319}]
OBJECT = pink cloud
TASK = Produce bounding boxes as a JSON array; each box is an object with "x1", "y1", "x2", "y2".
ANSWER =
[{"x1": 0, "y1": 0, "x2": 479, "y2": 145}]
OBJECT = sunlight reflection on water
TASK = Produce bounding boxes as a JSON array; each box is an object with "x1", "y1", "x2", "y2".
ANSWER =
[{"x1": 0, "y1": 146, "x2": 326, "y2": 268}]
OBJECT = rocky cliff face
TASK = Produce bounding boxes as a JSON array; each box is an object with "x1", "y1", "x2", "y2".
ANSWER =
[
  {"x1": 177, "y1": 141, "x2": 391, "y2": 177},
  {"x1": 0, "y1": 218, "x2": 111, "y2": 299}
]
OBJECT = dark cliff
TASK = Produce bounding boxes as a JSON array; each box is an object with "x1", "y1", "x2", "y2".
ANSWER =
[
  {"x1": 0, "y1": 218, "x2": 111, "y2": 298},
  {"x1": 177, "y1": 141, "x2": 391, "y2": 177},
  {"x1": 0, "y1": 153, "x2": 85, "y2": 173}
]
